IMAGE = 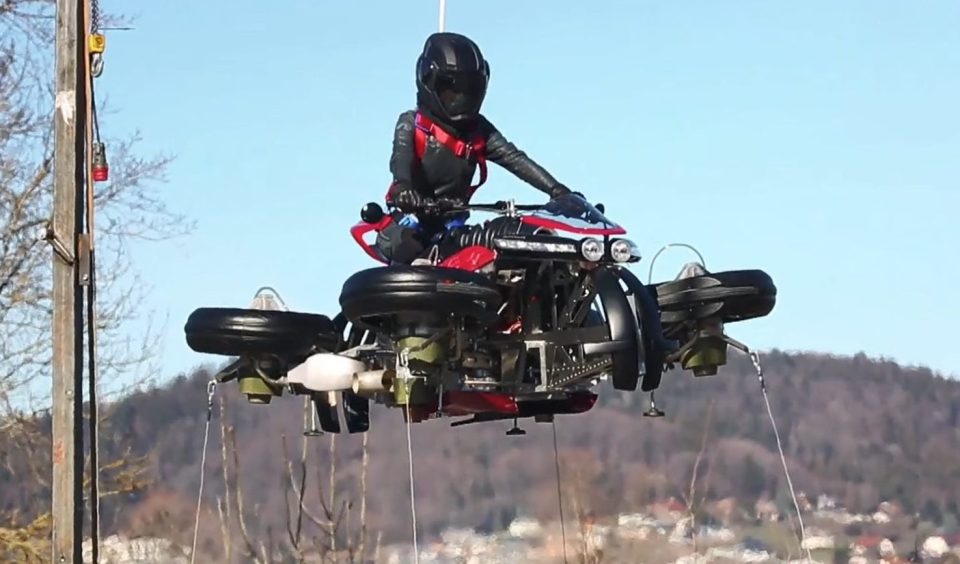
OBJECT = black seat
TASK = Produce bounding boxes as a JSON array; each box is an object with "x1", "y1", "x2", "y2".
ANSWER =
[{"x1": 339, "y1": 265, "x2": 503, "y2": 324}]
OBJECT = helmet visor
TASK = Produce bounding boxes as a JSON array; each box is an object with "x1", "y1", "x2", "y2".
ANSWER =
[{"x1": 434, "y1": 71, "x2": 486, "y2": 118}]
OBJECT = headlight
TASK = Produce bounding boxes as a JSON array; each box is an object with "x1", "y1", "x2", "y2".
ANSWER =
[
  {"x1": 494, "y1": 238, "x2": 577, "y2": 254},
  {"x1": 610, "y1": 239, "x2": 636, "y2": 262},
  {"x1": 579, "y1": 238, "x2": 604, "y2": 261}
]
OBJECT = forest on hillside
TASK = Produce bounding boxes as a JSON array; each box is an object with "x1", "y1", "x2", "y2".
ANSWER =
[{"x1": 3, "y1": 349, "x2": 960, "y2": 560}]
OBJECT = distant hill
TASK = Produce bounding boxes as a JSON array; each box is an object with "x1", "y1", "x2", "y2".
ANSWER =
[{"x1": 3, "y1": 350, "x2": 960, "y2": 555}]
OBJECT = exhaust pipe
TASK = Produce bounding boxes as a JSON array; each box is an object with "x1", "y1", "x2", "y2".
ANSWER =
[{"x1": 352, "y1": 369, "x2": 395, "y2": 395}]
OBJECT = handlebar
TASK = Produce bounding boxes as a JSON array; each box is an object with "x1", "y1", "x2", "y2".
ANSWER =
[
  {"x1": 418, "y1": 198, "x2": 545, "y2": 215},
  {"x1": 361, "y1": 194, "x2": 579, "y2": 225}
]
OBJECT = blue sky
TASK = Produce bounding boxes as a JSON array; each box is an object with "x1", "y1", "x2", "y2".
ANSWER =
[{"x1": 97, "y1": 0, "x2": 960, "y2": 383}]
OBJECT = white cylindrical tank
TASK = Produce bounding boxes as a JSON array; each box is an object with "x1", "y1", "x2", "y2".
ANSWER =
[{"x1": 286, "y1": 353, "x2": 367, "y2": 392}]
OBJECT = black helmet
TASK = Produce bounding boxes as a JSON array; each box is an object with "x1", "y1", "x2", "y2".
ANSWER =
[{"x1": 416, "y1": 32, "x2": 490, "y2": 125}]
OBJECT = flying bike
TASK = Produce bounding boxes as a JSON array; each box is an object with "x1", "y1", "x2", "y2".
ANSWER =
[{"x1": 184, "y1": 194, "x2": 776, "y2": 434}]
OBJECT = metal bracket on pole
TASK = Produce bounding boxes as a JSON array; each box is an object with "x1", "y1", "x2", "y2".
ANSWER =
[
  {"x1": 42, "y1": 223, "x2": 76, "y2": 266},
  {"x1": 77, "y1": 234, "x2": 91, "y2": 286}
]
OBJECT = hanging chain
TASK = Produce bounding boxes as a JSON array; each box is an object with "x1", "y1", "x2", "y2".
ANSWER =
[
  {"x1": 89, "y1": 0, "x2": 104, "y2": 78},
  {"x1": 206, "y1": 380, "x2": 216, "y2": 416},
  {"x1": 749, "y1": 351, "x2": 765, "y2": 390},
  {"x1": 90, "y1": 0, "x2": 102, "y2": 31}
]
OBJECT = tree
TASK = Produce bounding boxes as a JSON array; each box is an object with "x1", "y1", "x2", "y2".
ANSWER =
[
  {"x1": 740, "y1": 456, "x2": 766, "y2": 499},
  {"x1": 1, "y1": 0, "x2": 190, "y2": 556},
  {"x1": 196, "y1": 396, "x2": 373, "y2": 563}
]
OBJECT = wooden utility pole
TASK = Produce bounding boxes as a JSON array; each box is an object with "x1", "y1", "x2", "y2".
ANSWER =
[{"x1": 50, "y1": 0, "x2": 86, "y2": 560}]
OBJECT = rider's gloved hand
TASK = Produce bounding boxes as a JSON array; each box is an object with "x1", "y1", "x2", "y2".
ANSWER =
[
  {"x1": 434, "y1": 197, "x2": 462, "y2": 211},
  {"x1": 418, "y1": 196, "x2": 464, "y2": 217},
  {"x1": 394, "y1": 187, "x2": 430, "y2": 213}
]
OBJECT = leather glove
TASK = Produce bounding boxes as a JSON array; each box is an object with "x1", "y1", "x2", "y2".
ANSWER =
[
  {"x1": 434, "y1": 196, "x2": 461, "y2": 209},
  {"x1": 393, "y1": 187, "x2": 430, "y2": 213},
  {"x1": 421, "y1": 196, "x2": 465, "y2": 217}
]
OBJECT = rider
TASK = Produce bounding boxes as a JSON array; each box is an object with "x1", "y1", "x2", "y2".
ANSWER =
[
  {"x1": 376, "y1": 31, "x2": 579, "y2": 264},
  {"x1": 373, "y1": 31, "x2": 678, "y2": 366}
]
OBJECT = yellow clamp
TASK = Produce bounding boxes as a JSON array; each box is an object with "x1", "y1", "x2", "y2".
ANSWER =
[{"x1": 89, "y1": 33, "x2": 106, "y2": 54}]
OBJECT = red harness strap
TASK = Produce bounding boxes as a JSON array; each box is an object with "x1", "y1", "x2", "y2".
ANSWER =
[
  {"x1": 386, "y1": 112, "x2": 489, "y2": 204},
  {"x1": 413, "y1": 112, "x2": 488, "y2": 193}
]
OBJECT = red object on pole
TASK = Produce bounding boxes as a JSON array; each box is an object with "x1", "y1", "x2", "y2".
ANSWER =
[{"x1": 92, "y1": 142, "x2": 108, "y2": 181}]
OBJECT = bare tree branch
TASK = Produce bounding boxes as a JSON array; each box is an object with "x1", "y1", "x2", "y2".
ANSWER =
[
  {"x1": 225, "y1": 424, "x2": 265, "y2": 564},
  {"x1": 358, "y1": 431, "x2": 369, "y2": 562},
  {"x1": 684, "y1": 398, "x2": 716, "y2": 555}
]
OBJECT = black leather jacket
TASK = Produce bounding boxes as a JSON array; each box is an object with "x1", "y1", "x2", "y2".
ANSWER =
[{"x1": 387, "y1": 109, "x2": 564, "y2": 204}]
